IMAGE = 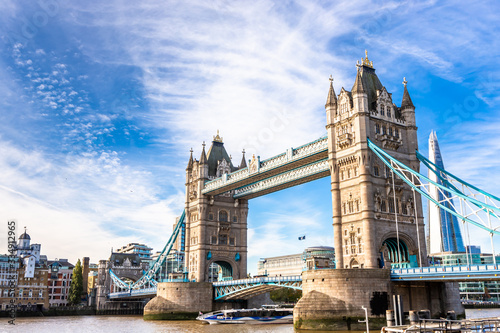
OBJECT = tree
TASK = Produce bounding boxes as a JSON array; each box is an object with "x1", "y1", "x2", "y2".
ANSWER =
[
  {"x1": 68, "y1": 259, "x2": 83, "y2": 305},
  {"x1": 270, "y1": 288, "x2": 302, "y2": 303}
]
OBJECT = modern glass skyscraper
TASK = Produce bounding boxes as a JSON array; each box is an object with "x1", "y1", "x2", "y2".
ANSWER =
[{"x1": 427, "y1": 131, "x2": 466, "y2": 254}]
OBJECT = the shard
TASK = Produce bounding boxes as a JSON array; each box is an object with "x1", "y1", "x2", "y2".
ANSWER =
[{"x1": 427, "y1": 131, "x2": 466, "y2": 254}]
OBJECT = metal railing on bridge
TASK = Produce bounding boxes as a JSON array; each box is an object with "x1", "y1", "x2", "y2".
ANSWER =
[
  {"x1": 213, "y1": 275, "x2": 302, "y2": 300},
  {"x1": 391, "y1": 264, "x2": 500, "y2": 281}
]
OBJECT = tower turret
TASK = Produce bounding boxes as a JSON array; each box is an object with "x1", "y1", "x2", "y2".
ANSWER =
[
  {"x1": 199, "y1": 142, "x2": 208, "y2": 179},
  {"x1": 239, "y1": 149, "x2": 247, "y2": 169},
  {"x1": 325, "y1": 75, "x2": 337, "y2": 124},
  {"x1": 186, "y1": 148, "x2": 194, "y2": 171},
  {"x1": 400, "y1": 78, "x2": 418, "y2": 152}
]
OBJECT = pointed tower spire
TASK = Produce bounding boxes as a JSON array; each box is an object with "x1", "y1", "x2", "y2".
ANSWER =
[
  {"x1": 200, "y1": 141, "x2": 207, "y2": 164},
  {"x1": 401, "y1": 77, "x2": 414, "y2": 108},
  {"x1": 351, "y1": 67, "x2": 366, "y2": 95},
  {"x1": 239, "y1": 149, "x2": 247, "y2": 169},
  {"x1": 325, "y1": 75, "x2": 337, "y2": 107},
  {"x1": 186, "y1": 148, "x2": 194, "y2": 170}
]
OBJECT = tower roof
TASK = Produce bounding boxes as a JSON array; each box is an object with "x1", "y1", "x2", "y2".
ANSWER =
[
  {"x1": 206, "y1": 131, "x2": 234, "y2": 176},
  {"x1": 352, "y1": 51, "x2": 383, "y2": 108},
  {"x1": 401, "y1": 77, "x2": 414, "y2": 108},
  {"x1": 19, "y1": 228, "x2": 30, "y2": 240}
]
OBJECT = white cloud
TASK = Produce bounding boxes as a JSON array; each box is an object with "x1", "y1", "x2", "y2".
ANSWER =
[{"x1": 0, "y1": 140, "x2": 183, "y2": 262}]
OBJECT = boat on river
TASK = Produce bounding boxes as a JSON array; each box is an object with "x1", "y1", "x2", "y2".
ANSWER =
[{"x1": 196, "y1": 305, "x2": 293, "y2": 324}]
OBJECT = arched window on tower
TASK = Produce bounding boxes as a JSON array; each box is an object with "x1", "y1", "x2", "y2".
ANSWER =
[
  {"x1": 387, "y1": 106, "x2": 391, "y2": 117},
  {"x1": 219, "y1": 210, "x2": 228, "y2": 222}
]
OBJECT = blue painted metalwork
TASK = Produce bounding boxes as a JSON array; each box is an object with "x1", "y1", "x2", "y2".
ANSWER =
[
  {"x1": 213, "y1": 276, "x2": 302, "y2": 300},
  {"x1": 109, "y1": 210, "x2": 186, "y2": 291},
  {"x1": 367, "y1": 138, "x2": 500, "y2": 236},
  {"x1": 391, "y1": 264, "x2": 500, "y2": 281}
]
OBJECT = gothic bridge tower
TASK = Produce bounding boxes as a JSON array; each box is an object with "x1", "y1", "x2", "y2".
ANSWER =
[
  {"x1": 326, "y1": 52, "x2": 427, "y2": 269},
  {"x1": 184, "y1": 131, "x2": 248, "y2": 282}
]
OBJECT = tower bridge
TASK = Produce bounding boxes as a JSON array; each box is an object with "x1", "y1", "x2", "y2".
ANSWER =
[{"x1": 98, "y1": 52, "x2": 500, "y2": 329}]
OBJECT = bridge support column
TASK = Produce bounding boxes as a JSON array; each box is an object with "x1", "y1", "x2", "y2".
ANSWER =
[
  {"x1": 392, "y1": 281, "x2": 464, "y2": 318},
  {"x1": 144, "y1": 282, "x2": 213, "y2": 320},
  {"x1": 294, "y1": 269, "x2": 391, "y2": 331}
]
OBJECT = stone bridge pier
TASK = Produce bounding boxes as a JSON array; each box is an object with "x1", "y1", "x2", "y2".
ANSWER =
[{"x1": 293, "y1": 268, "x2": 463, "y2": 331}]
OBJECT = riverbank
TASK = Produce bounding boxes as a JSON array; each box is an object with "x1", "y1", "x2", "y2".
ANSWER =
[{"x1": 0, "y1": 306, "x2": 143, "y2": 318}]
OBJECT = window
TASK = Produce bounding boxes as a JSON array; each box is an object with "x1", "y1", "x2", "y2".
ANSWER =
[
  {"x1": 354, "y1": 167, "x2": 358, "y2": 176},
  {"x1": 381, "y1": 201, "x2": 387, "y2": 212},
  {"x1": 219, "y1": 210, "x2": 228, "y2": 222},
  {"x1": 388, "y1": 200, "x2": 395, "y2": 213},
  {"x1": 389, "y1": 127, "x2": 393, "y2": 136},
  {"x1": 345, "y1": 230, "x2": 348, "y2": 236},
  {"x1": 229, "y1": 238, "x2": 235, "y2": 246},
  {"x1": 343, "y1": 203, "x2": 347, "y2": 215},
  {"x1": 347, "y1": 169, "x2": 351, "y2": 178},
  {"x1": 385, "y1": 166, "x2": 391, "y2": 178},
  {"x1": 387, "y1": 107, "x2": 391, "y2": 117},
  {"x1": 211, "y1": 236, "x2": 217, "y2": 244},
  {"x1": 375, "y1": 123, "x2": 380, "y2": 134},
  {"x1": 218, "y1": 234, "x2": 227, "y2": 245},
  {"x1": 374, "y1": 166, "x2": 379, "y2": 177},
  {"x1": 357, "y1": 228, "x2": 361, "y2": 234},
  {"x1": 395, "y1": 128, "x2": 399, "y2": 138},
  {"x1": 340, "y1": 170, "x2": 344, "y2": 180},
  {"x1": 232, "y1": 215, "x2": 238, "y2": 223},
  {"x1": 382, "y1": 126, "x2": 386, "y2": 135},
  {"x1": 208, "y1": 213, "x2": 214, "y2": 221},
  {"x1": 381, "y1": 105, "x2": 385, "y2": 116},
  {"x1": 402, "y1": 203, "x2": 408, "y2": 215},
  {"x1": 356, "y1": 200, "x2": 360, "y2": 212}
]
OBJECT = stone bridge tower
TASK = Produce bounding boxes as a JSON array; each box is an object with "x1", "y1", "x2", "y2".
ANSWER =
[
  {"x1": 326, "y1": 52, "x2": 427, "y2": 269},
  {"x1": 184, "y1": 132, "x2": 248, "y2": 282}
]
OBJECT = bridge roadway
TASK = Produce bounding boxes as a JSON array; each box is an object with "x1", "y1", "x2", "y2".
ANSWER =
[
  {"x1": 201, "y1": 136, "x2": 329, "y2": 199},
  {"x1": 107, "y1": 264, "x2": 500, "y2": 300}
]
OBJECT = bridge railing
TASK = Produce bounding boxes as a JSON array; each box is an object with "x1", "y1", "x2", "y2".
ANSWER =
[
  {"x1": 212, "y1": 275, "x2": 302, "y2": 287},
  {"x1": 392, "y1": 264, "x2": 500, "y2": 276}
]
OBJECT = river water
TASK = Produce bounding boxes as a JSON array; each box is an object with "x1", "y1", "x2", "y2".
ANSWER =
[{"x1": 0, "y1": 309, "x2": 496, "y2": 332}]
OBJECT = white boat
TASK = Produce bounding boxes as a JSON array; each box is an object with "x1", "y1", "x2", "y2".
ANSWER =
[{"x1": 196, "y1": 305, "x2": 293, "y2": 325}]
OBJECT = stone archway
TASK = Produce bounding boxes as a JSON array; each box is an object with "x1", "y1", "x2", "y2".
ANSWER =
[
  {"x1": 206, "y1": 258, "x2": 237, "y2": 282},
  {"x1": 380, "y1": 238, "x2": 410, "y2": 268}
]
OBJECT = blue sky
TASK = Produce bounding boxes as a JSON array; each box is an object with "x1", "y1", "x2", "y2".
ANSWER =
[{"x1": 1, "y1": 0, "x2": 500, "y2": 273}]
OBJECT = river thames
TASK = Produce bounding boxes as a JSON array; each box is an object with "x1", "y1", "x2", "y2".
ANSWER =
[{"x1": 0, "y1": 309, "x2": 497, "y2": 332}]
